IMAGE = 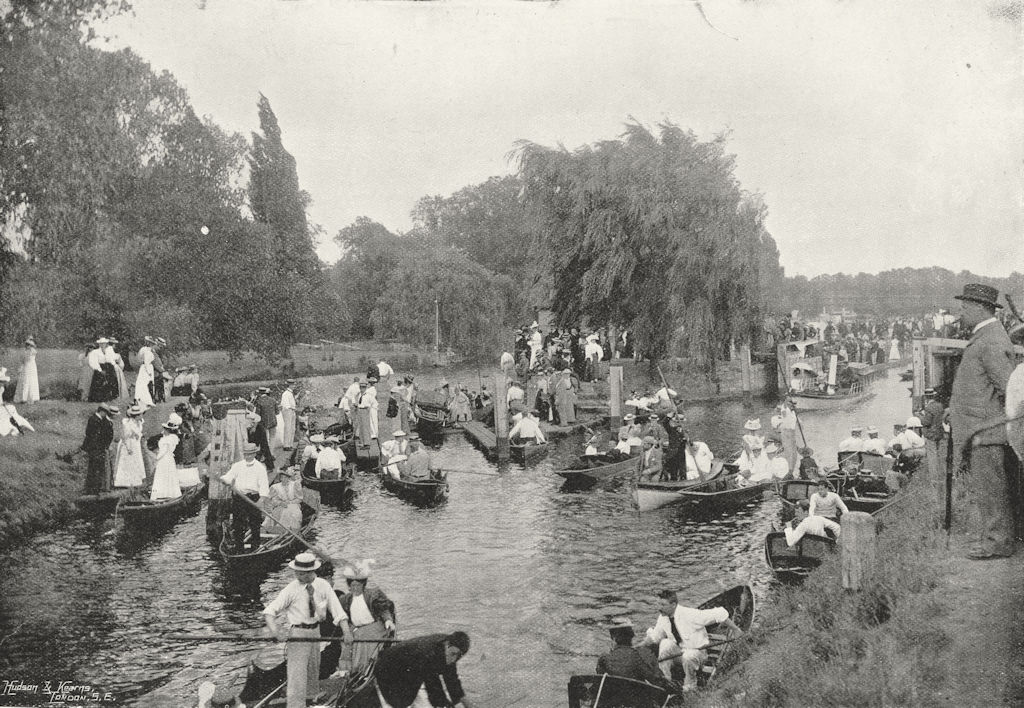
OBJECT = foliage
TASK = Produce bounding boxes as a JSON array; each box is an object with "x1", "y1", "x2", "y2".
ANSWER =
[
  {"x1": 369, "y1": 243, "x2": 513, "y2": 359},
  {"x1": 515, "y1": 121, "x2": 782, "y2": 369},
  {"x1": 329, "y1": 217, "x2": 407, "y2": 337}
]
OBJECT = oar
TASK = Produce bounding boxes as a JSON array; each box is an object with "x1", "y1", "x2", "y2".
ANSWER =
[
  {"x1": 553, "y1": 634, "x2": 745, "y2": 660},
  {"x1": 228, "y1": 485, "x2": 339, "y2": 565},
  {"x1": 164, "y1": 633, "x2": 398, "y2": 644}
]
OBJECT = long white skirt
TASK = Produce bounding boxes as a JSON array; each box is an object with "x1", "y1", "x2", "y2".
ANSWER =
[
  {"x1": 113, "y1": 438, "x2": 146, "y2": 488},
  {"x1": 17, "y1": 356, "x2": 39, "y2": 403},
  {"x1": 134, "y1": 364, "x2": 155, "y2": 409}
]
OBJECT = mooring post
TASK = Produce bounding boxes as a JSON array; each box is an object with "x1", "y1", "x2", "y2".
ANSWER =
[
  {"x1": 494, "y1": 374, "x2": 510, "y2": 461},
  {"x1": 609, "y1": 365, "x2": 623, "y2": 430},
  {"x1": 740, "y1": 344, "x2": 752, "y2": 402},
  {"x1": 841, "y1": 511, "x2": 877, "y2": 591}
]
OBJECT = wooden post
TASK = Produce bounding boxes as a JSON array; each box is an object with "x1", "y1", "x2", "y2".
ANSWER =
[
  {"x1": 740, "y1": 344, "x2": 752, "y2": 402},
  {"x1": 911, "y1": 336, "x2": 926, "y2": 411},
  {"x1": 609, "y1": 365, "x2": 623, "y2": 430},
  {"x1": 840, "y1": 511, "x2": 877, "y2": 591},
  {"x1": 776, "y1": 341, "x2": 789, "y2": 392},
  {"x1": 494, "y1": 374, "x2": 510, "y2": 461}
]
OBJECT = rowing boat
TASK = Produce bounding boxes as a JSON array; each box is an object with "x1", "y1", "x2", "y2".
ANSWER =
[
  {"x1": 789, "y1": 382, "x2": 874, "y2": 412},
  {"x1": 218, "y1": 503, "x2": 318, "y2": 572},
  {"x1": 510, "y1": 440, "x2": 549, "y2": 463},
  {"x1": 116, "y1": 482, "x2": 206, "y2": 532},
  {"x1": 673, "y1": 473, "x2": 771, "y2": 515},
  {"x1": 631, "y1": 464, "x2": 730, "y2": 512},
  {"x1": 567, "y1": 584, "x2": 754, "y2": 706},
  {"x1": 74, "y1": 488, "x2": 133, "y2": 518},
  {"x1": 380, "y1": 471, "x2": 449, "y2": 506},
  {"x1": 556, "y1": 454, "x2": 639, "y2": 488},
  {"x1": 301, "y1": 462, "x2": 355, "y2": 504},
  {"x1": 764, "y1": 531, "x2": 836, "y2": 583}
]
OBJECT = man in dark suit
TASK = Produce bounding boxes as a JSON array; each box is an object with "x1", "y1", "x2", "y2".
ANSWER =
[
  {"x1": 595, "y1": 618, "x2": 670, "y2": 689},
  {"x1": 949, "y1": 283, "x2": 1017, "y2": 559},
  {"x1": 373, "y1": 631, "x2": 476, "y2": 708},
  {"x1": 81, "y1": 403, "x2": 117, "y2": 494}
]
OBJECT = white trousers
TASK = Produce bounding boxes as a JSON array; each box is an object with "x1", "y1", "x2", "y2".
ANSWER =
[{"x1": 376, "y1": 684, "x2": 432, "y2": 708}]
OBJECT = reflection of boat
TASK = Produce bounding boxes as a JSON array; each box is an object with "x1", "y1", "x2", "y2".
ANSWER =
[
  {"x1": 765, "y1": 531, "x2": 836, "y2": 583},
  {"x1": 567, "y1": 584, "x2": 755, "y2": 706},
  {"x1": 632, "y1": 464, "x2": 730, "y2": 512},
  {"x1": 555, "y1": 454, "x2": 639, "y2": 488}
]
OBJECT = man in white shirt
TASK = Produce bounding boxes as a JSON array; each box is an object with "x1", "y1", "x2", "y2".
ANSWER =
[
  {"x1": 380, "y1": 430, "x2": 409, "y2": 463},
  {"x1": 890, "y1": 417, "x2": 926, "y2": 451},
  {"x1": 341, "y1": 377, "x2": 361, "y2": 411},
  {"x1": 838, "y1": 426, "x2": 865, "y2": 465},
  {"x1": 377, "y1": 359, "x2": 394, "y2": 380},
  {"x1": 220, "y1": 442, "x2": 270, "y2": 551},
  {"x1": 643, "y1": 589, "x2": 742, "y2": 691},
  {"x1": 314, "y1": 437, "x2": 346, "y2": 479},
  {"x1": 763, "y1": 441, "x2": 790, "y2": 480},
  {"x1": 862, "y1": 426, "x2": 888, "y2": 455},
  {"x1": 807, "y1": 479, "x2": 849, "y2": 522},
  {"x1": 509, "y1": 410, "x2": 546, "y2": 444},
  {"x1": 737, "y1": 442, "x2": 769, "y2": 482},
  {"x1": 264, "y1": 552, "x2": 353, "y2": 708},
  {"x1": 783, "y1": 505, "x2": 841, "y2": 547},
  {"x1": 280, "y1": 379, "x2": 298, "y2": 451},
  {"x1": 506, "y1": 381, "x2": 526, "y2": 409}
]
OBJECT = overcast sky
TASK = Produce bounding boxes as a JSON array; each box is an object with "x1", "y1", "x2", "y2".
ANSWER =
[{"x1": 99, "y1": 0, "x2": 1022, "y2": 277}]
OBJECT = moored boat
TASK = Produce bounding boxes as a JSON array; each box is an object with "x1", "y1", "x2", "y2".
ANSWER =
[
  {"x1": 556, "y1": 454, "x2": 639, "y2": 488},
  {"x1": 764, "y1": 530, "x2": 836, "y2": 583},
  {"x1": 510, "y1": 440, "x2": 548, "y2": 463},
  {"x1": 380, "y1": 471, "x2": 449, "y2": 506},
  {"x1": 218, "y1": 503, "x2": 318, "y2": 572},
  {"x1": 567, "y1": 674, "x2": 675, "y2": 708},
  {"x1": 789, "y1": 383, "x2": 873, "y2": 411},
  {"x1": 301, "y1": 463, "x2": 355, "y2": 504},
  {"x1": 631, "y1": 464, "x2": 730, "y2": 512},
  {"x1": 74, "y1": 488, "x2": 133, "y2": 518},
  {"x1": 674, "y1": 473, "x2": 771, "y2": 514},
  {"x1": 116, "y1": 482, "x2": 206, "y2": 531}
]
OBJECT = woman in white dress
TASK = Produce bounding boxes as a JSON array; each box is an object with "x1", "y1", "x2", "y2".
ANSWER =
[
  {"x1": 16, "y1": 338, "x2": 40, "y2": 403},
  {"x1": 888, "y1": 336, "x2": 901, "y2": 362},
  {"x1": 113, "y1": 405, "x2": 146, "y2": 491},
  {"x1": 134, "y1": 342, "x2": 155, "y2": 411},
  {"x1": 264, "y1": 466, "x2": 304, "y2": 533},
  {"x1": 150, "y1": 421, "x2": 182, "y2": 501}
]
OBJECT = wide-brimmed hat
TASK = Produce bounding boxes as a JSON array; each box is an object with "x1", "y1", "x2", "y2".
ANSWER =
[
  {"x1": 309, "y1": 433, "x2": 325, "y2": 444},
  {"x1": 288, "y1": 552, "x2": 322, "y2": 571},
  {"x1": 279, "y1": 465, "x2": 299, "y2": 477},
  {"x1": 167, "y1": 412, "x2": 183, "y2": 427},
  {"x1": 144, "y1": 336, "x2": 157, "y2": 344},
  {"x1": 906, "y1": 416, "x2": 922, "y2": 428},
  {"x1": 99, "y1": 403, "x2": 119, "y2": 414},
  {"x1": 850, "y1": 425, "x2": 863, "y2": 433},
  {"x1": 407, "y1": 433, "x2": 420, "y2": 441},
  {"x1": 368, "y1": 377, "x2": 378, "y2": 383},
  {"x1": 866, "y1": 426, "x2": 878, "y2": 435},
  {"x1": 924, "y1": 387, "x2": 936, "y2": 396},
  {"x1": 607, "y1": 618, "x2": 634, "y2": 636},
  {"x1": 285, "y1": 378, "x2": 296, "y2": 384},
  {"x1": 161, "y1": 421, "x2": 178, "y2": 431},
  {"x1": 154, "y1": 337, "x2": 167, "y2": 345},
  {"x1": 24, "y1": 337, "x2": 35, "y2": 346},
  {"x1": 392, "y1": 431, "x2": 407, "y2": 438},
  {"x1": 242, "y1": 442, "x2": 258, "y2": 455},
  {"x1": 622, "y1": 414, "x2": 635, "y2": 422},
  {"x1": 257, "y1": 386, "x2": 271, "y2": 394},
  {"x1": 95, "y1": 337, "x2": 110, "y2": 344},
  {"x1": 743, "y1": 419, "x2": 762, "y2": 431},
  {"x1": 323, "y1": 436, "x2": 340, "y2": 445},
  {"x1": 954, "y1": 283, "x2": 1002, "y2": 309},
  {"x1": 341, "y1": 558, "x2": 375, "y2": 581},
  {"x1": 126, "y1": 405, "x2": 143, "y2": 417}
]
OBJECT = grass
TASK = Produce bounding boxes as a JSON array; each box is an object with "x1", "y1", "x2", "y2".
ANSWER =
[{"x1": 696, "y1": 474, "x2": 965, "y2": 707}]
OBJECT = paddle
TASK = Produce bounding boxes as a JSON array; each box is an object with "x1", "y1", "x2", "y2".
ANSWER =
[
  {"x1": 655, "y1": 363, "x2": 704, "y2": 482},
  {"x1": 165, "y1": 633, "x2": 398, "y2": 644},
  {"x1": 228, "y1": 485, "x2": 338, "y2": 565}
]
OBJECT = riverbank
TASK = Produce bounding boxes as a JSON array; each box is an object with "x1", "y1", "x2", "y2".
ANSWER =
[{"x1": 697, "y1": 472, "x2": 1024, "y2": 706}]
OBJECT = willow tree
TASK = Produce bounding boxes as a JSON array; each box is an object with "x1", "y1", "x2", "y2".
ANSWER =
[{"x1": 514, "y1": 121, "x2": 782, "y2": 372}]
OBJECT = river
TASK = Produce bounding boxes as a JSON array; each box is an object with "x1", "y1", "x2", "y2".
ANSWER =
[{"x1": 0, "y1": 366, "x2": 912, "y2": 707}]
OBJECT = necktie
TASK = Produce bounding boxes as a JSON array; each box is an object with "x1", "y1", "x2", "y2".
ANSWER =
[
  {"x1": 669, "y1": 615, "x2": 683, "y2": 644},
  {"x1": 306, "y1": 583, "x2": 316, "y2": 621}
]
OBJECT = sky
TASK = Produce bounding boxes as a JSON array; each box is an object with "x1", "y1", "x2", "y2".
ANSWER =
[{"x1": 98, "y1": 0, "x2": 1023, "y2": 277}]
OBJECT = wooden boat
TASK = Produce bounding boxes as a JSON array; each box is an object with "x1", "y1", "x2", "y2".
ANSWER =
[
  {"x1": 301, "y1": 463, "x2": 355, "y2": 503},
  {"x1": 510, "y1": 440, "x2": 549, "y2": 463},
  {"x1": 789, "y1": 381, "x2": 873, "y2": 411},
  {"x1": 567, "y1": 584, "x2": 754, "y2": 706},
  {"x1": 631, "y1": 464, "x2": 730, "y2": 512},
  {"x1": 218, "y1": 503, "x2": 317, "y2": 572},
  {"x1": 74, "y1": 488, "x2": 133, "y2": 518},
  {"x1": 674, "y1": 473, "x2": 771, "y2": 514},
  {"x1": 116, "y1": 482, "x2": 205, "y2": 531},
  {"x1": 764, "y1": 531, "x2": 836, "y2": 583},
  {"x1": 380, "y1": 470, "x2": 449, "y2": 506},
  {"x1": 556, "y1": 454, "x2": 639, "y2": 488},
  {"x1": 775, "y1": 477, "x2": 844, "y2": 520}
]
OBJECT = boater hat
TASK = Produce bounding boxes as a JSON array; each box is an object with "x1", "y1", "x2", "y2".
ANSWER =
[
  {"x1": 392, "y1": 431, "x2": 407, "y2": 438},
  {"x1": 242, "y1": 442, "x2": 258, "y2": 455},
  {"x1": 954, "y1": 283, "x2": 1002, "y2": 309},
  {"x1": 288, "y1": 552, "x2": 322, "y2": 571}
]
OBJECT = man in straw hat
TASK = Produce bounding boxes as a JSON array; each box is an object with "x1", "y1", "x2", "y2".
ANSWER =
[
  {"x1": 373, "y1": 630, "x2": 476, "y2": 708},
  {"x1": 220, "y1": 442, "x2": 270, "y2": 551},
  {"x1": 595, "y1": 618, "x2": 667, "y2": 691},
  {"x1": 949, "y1": 283, "x2": 1018, "y2": 559},
  {"x1": 81, "y1": 403, "x2": 117, "y2": 495},
  {"x1": 264, "y1": 552, "x2": 352, "y2": 708},
  {"x1": 333, "y1": 559, "x2": 396, "y2": 671}
]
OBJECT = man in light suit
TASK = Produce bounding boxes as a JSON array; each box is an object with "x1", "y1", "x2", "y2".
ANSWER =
[{"x1": 949, "y1": 283, "x2": 1017, "y2": 560}]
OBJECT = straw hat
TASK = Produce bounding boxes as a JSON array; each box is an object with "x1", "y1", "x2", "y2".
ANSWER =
[
  {"x1": 288, "y1": 552, "x2": 322, "y2": 571},
  {"x1": 242, "y1": 442, "x2": 258, "y2": 455},
  {"x1": 161, "y1": 421, "x2": 179, "y2": 431},
  {"x1": 309, "y1": 433, "x2": 325, "y2": 444},
  {"x1": 743, "y1": 419, "x2": 762, "y2": 431},
  {"x1": 99, "y1": 403, "x2": 120, "y2": 414},
  {"x1": 341, "y1": 558, "x2": 376, "y2": 581},
  {"x1": 392, "y1": 431, "x2": 407, "y2": 438}
]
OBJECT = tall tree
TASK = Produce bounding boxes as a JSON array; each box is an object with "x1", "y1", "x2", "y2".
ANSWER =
[{"x1": 329, "y1": 217, "x2": 406, "y2": 337}]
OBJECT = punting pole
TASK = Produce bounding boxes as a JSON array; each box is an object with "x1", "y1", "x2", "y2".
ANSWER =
[{"x1": 494, "y1": 374, "x2": 510, "y2": 461}]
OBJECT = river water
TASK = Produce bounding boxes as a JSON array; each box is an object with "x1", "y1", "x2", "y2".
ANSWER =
[{"x1": 0, "y1": 367, "x2": 912, "y2": 707}]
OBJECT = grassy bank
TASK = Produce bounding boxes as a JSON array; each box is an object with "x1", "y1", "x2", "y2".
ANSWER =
[{"x1": 697, "y1": 472, "x2": 1016, "y2": 706}]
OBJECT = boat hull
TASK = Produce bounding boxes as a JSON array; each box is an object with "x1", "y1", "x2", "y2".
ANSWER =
[
  {"x1": 789, "y1": 390, "x2": 874, "y2": 411},
  {"x1": 116, "y1": 482, "x2": 205, "y2": 532},
  {"x1": 219, "y1": 504, "x2": 318, "y2": 572},
  {"x1": 556, "y1": 455, "x2": 638, "y2": 488},
  {"x1": 380, "y1": 472, "x2": 448, "y2": 506},
  {"x1": 765, "y1": 531, "x2": 836, "y2": 583},
  {"x1": 631, "y1": 465, "x2": 732, "y2": 512}
]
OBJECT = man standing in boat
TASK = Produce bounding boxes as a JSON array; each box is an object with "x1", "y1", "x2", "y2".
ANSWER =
[
  {"x1": 220, "y1": 442, "x2": 270, "y2": 551},
  {"x1": 264, "y1": 552, "x2": 353, "y2": 708}
]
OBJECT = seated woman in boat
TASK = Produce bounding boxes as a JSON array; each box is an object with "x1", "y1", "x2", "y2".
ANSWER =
[
  {"x1": 314, "y1": 436, "x2": 345, "y2": 479},
  {"x1": 735, "y1": 441, "x2": 769, "y2": 485},
  {"x1": 583, "y1": 433, "x2": 602, "y2": 458},
  {"x1": 150, "y1": 420, "x2": 182, "y2": 501},
  {"x1": 263, "y1": 465, "x2": 304, "y2": 534},
  {"x1": 333, "y1": 559, "x2": 396, "y2": 672},
  {"x1": 763, "y1": 441, "x2": 791, "y2": 481},
  {"x1": 509, "y1": 409, "x2": 546, "y2": 445}
]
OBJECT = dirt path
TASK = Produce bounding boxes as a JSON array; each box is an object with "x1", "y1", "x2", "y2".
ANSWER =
[{"x1": 937, "y1": 551, "x2": 1024, "y2": 706}]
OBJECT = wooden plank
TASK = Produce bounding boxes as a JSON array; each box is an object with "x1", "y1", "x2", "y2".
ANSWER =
[{"x1": 461, "y1": 421, "x2": 498, "y2": 460}]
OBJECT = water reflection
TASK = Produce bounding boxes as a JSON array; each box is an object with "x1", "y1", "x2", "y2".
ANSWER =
[{"x1": 0, "y1": 368, "x2": 912, "y2": 706}]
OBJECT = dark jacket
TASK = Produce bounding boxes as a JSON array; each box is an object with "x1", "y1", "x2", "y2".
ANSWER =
[
  {"x1": 918, "y1": 399, "x2": 946, "y2": 442},
  {"x1": 337, "y1": 586, "x2": 395, "y2": 626},
  {"x1": 81, "y1": 413, "x2": 114, "y2": 454},
  {"x1": 374, "y1": 634, "x2": 465, "y2": 707},
  {"x1": 950, "y1": 320, "x2": 1015, "y2": 447},
  {"x1": 595, "y1": 645, "x2": 664, "y2": 685},
  {"x1": 256, "y1": 394, "x2": 279, "y2": 430}
]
